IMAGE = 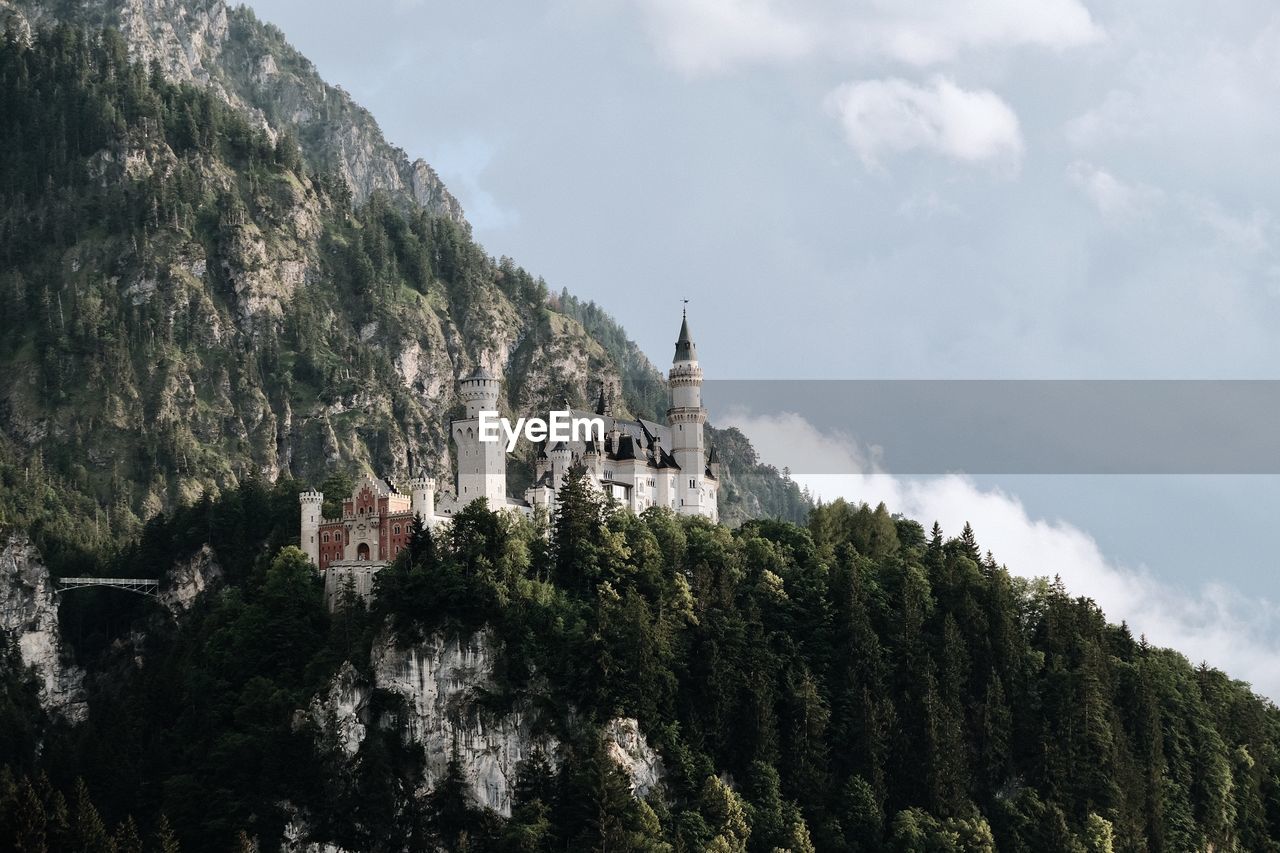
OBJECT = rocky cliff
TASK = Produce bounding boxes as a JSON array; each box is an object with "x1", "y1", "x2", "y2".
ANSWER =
[
  {"x1": 305, "y1": 627, "x2": 663, "y2": 823},
  {"x1": 0, "y1": 0, "x2": 465, "y2": 221},
  {"x1": 0, "y1": 533, "x2": 87, "y2": 723}
]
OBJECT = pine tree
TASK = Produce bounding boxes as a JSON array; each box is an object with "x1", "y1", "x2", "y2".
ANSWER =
[
  {"x1": 151, "y1": 814, "x2": 181, "y2": 853},
  {"x1": 114, "y1": 816, "x2": 144, "y2": 853},
  {"x1": 69, "y1": 779, "x2": 112, "y2": 853}
]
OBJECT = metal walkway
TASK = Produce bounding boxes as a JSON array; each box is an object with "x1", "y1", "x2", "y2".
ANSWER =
[{"x1": 56, "y1": 577, "x2": 159, "y2": 597}]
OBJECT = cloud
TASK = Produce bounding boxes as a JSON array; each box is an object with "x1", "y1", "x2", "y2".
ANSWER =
[
  {"x1": 1067, "y1": 161, "x2": 1161, "y2": 224},
  {"x1": 428, "y1": 137, "x2": 521, "y2": 232},
  {"x1": 724, "y1": 410, "x2": 1280, "y2": 700},
  {"x1": 631, "y1": 0, "x2": 1102, "y2": 74},
  {"x1": 825, "y1": 77, "x2": 1024, "y2": 171},
  {"x1": 631, "y1": 0, "x2": 811, "y2": 74},
  {"x1": 1067, "y1": 161, "x2": 1276, "y2": 256}
]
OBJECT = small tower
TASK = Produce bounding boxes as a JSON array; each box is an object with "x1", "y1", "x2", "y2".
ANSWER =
[
  {"x1": 583, "y1": 437, "x2": 602, "y2": 482},
  {"x1": 299, "y1": 490, "x2": 324, "y2": 567},
  {"x1": 549, "y1": 440, "x2": 572, "y2": 491},
  {"x1": 409, "y1": 474, "x2": 435, "y2": 523},
  {"x1": 667, "y1": 308, "x2": 709, "y2": 517},
  {"x1": 454, "y1": 366, "x2": 507, "y2": 506}
]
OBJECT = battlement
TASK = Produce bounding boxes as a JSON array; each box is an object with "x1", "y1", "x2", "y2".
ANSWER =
[{"x1": 299, "y1": 490, "x2": 324, "y2": 502}]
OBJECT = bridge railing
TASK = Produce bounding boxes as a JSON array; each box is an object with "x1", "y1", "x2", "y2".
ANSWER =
[{"x1": 56, "y1": 578, "x2": 160, "y2": 597}]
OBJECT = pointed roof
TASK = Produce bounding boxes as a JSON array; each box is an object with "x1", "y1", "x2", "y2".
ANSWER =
[
  {"x1": 595, "y1": 384, "x2": 609, "y2": 416},
  {"x1": 708, "y1": 445, "x2": 719, "y2": 464},
  {"x1": 466, "y1": 365, "x2": 495, "y2": 381},
  {"x1": 673, "y1": 308, "x2": 697, "y2": 363}
]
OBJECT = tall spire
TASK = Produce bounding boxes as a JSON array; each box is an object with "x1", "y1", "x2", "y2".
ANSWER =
[{"x1": 674, "y1": 305, "x2": 697, "y2": 363}]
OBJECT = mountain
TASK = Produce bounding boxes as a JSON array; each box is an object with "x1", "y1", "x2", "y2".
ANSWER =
[
  {"x1": 3, "y1": 0, "x2": 463, "y2": 218},
  {"x1": 0, "y1": 0, "x2": 809, "y2": 556}
]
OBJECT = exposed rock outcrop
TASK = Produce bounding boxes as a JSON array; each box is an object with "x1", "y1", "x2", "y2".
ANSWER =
[
  {"x1": 604, "y1": 716, "x2": 665, "y2": 799},
  {"x1": 305, "y1": 627, "x2": 666, "y2": 827},
  {"x1": 371, "y1": 629, "x2": 559, "y2": 816},
  {"x1": 306, "y1": 661, "x2": 368, "y2": 759},
  {"x1": 160, "y1": 544, "x2": 224, "y2": 614},
  {"x1": 0, "y1": 533, "x2": 87, "y2": 723},
  {"x1": 0, "y1": 0, "x2": 465, "y2": 222}
]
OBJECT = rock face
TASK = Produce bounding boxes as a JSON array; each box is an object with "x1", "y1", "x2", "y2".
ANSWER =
[
  {"x1": 0, "y1": 533, "x2": 87, "y2": 723},
  {"x1": 306, "y1": 628, "x2": 664, "y2": 824},
  {"x1": 604, "y1": 716, "x2": 665, "y2": 799},
  {"x1": 371, "y1": 629, "x2": 558, "y2": 816},
  {"x1": 0, "y1": 0, "x2": 465, "y2": 221},
  {"x1": 159, "y1": 544, "x2": 224, "y2": 614},
  {"x1": 306, "y1": 661, "x2": 368, "y2": 759}
]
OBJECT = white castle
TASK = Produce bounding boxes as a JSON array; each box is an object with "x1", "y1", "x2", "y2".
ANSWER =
[{"x1": 300, "y1": 311, "x2": 719, "y2": 603}]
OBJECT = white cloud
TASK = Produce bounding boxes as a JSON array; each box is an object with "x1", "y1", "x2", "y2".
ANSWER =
[
  {"x1": 632, "y1": 0, "x2": 811, "y2": 74},
  {"x1": 825, "y1": 77, "x2": 1024, "y2": 171},
  {"x1": 1068, "y1": 161, "x2": 1161, "y2": 224},
  {"x1": 631, "y1": 0, "x2": 1102, "y2": 74},
  {"x1": 724, "y1": 410, "x2": 1280, "y2": 700}
]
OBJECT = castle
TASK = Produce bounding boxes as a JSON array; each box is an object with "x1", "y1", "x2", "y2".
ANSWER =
[{"x1": 299, "y1": 311, "x2": 718, "y2": 604}]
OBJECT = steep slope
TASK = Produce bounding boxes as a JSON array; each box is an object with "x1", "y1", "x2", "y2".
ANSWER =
[
  {"x1": 1, "y1": 0, "x2": 464, "y2": 218},
  {"x1": 0, "y1": 13, "x2": 808, "y2": 550}
]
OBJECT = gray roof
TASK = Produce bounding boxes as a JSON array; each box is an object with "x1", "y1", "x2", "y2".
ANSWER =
[
  {"x1": 674, "y1": 311, "x2": 697, "y2": 362},
  {"x1": 466, "y1": 365, "x2": 495, "y2": 381}
]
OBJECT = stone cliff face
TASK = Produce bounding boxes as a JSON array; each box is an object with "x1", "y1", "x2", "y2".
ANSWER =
[
  {"x1": 0, "y1": 0, "x2": 465, "y2": 221},
  {"x1": 0, "y1": 533, "x2": 87, "y2": 723},
  {"x1": 305, "y1": 627, "x2": 663, "y2": 824},
  {"x1": 371, "y1": 630, "x2": 561, "y2": 816},
  {"x1": 159, "y1": 543, "x2": 224, "y2": 614}
]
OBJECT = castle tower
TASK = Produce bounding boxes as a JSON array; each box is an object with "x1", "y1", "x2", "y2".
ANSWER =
[
  {"x1": 299, "y1": 490, "x2": 323, "y2": 566},
  {"x1": 454, "y1": 366, "x2": 507, "y2": 506},
  {"x1": 549, "y1": 441, "x2": 572, "y2": 492},
  {"x1": 409, "y1": 474, "x2": 435, "y2": 523},
  {"x1": 668, "y1": 309, "x2": 709, "y2": 517}
]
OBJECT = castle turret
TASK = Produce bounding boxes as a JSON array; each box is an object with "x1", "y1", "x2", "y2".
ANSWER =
[
  {"x1": 549, "y1": 440, "x2": 572, "y2": 491},
  {"x1": 668, "y1": 309, "x2": 710, "y2": 517},
  {"x1": 409, "y1": 474, "x2": 435, "y2": 523},
  {"x1": 300, "y1": 490, "x2": 324, "y2": 567},
  {"x1": 454, "y1": 366, "x2": 507, "y2": 506}
]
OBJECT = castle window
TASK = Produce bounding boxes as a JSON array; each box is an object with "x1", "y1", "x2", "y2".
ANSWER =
[
  {"x1": 393, "y1": 524, "x2": 401, "y2": 535},
  {"x1": 689, "y1": 479, "x2": 696, "y2": 488},
  {"x1": 322, "y1": 532, "x2": 329, "y2": 543}
]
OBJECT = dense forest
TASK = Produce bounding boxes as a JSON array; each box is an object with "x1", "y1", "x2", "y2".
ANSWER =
[{"x1": 2, "y1": 465, "x2": 1278, "y2": 852}]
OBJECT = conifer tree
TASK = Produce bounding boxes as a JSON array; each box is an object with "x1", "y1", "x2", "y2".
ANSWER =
[
  {"x1": 151, "y1": 815, "x2": 181, "y2": 853},
  {"x1": 70, "y1": 778, "x2": 112, "y2": 853}
]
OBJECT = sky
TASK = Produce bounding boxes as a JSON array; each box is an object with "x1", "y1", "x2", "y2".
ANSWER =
[{"x1": 244, "y1": 0, "x2": 1280, "y2": 694}]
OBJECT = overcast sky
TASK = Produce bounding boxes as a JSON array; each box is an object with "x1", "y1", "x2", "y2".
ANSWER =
[{"x1": 244, "y1": 0, "x2": 1280, "y2": 692}]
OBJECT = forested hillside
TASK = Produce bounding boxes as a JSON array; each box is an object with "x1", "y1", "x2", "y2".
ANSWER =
[
  {"x1": 2, "y1": 472, "x2": 1277, "y2": 852},
  {"x1": 0, "y1": 16, "x2": 806, "y2": 573}
]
